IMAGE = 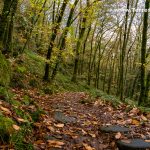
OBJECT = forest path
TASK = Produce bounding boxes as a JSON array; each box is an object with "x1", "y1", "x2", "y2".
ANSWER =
[{"x1": 31, "y1": 91, "x2": 150, "y2": 150}]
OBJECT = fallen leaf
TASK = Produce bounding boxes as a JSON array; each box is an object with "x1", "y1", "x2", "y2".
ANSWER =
[
  {"x1": 47, "y1": 140, "x2": 65, "y2": 148},
  {"x1": 13, "y1": 124, "x2": 20, "y2": 131},
  {"x1": 83, "y1": 143, "x2": 95, "y2": 150},
  {"x1": 92, "y1": 121, "x2": 98, "y2": 125},
  {"x1": 89, "y1": 133, "x2": 96, "y2": 138},
  {"x1": 82, "y1": 129, "x2": 87, "y2": 135},
  {"x1": 141, "y1": 115, "x2": 147, "y2": 121},
  {"x1": 17, "y1": 118, "x2": 27, "y2": 123},
  {"x1": 131, "y1": 119, "x2": 140, "y2": 125},
  {"x1": 130, "y1": 108, "x2": 140, "y2": 115},
  {"x1": 47, "y1": 126, "x2": 55, "y2": 132},
  {"x1": 0, "y1": 106, "x2": 12, "y2": 114},
  {"x1": 54, "y1": 123, "x2": 64, "y2": 128},
  {"x1": 125, "y1": 119, "x2": 132, "y2": 124},
  {"x1": 83, "y1": 121, "x2": 91, "y2": 126},
  {"x1": 72, "y1": 135, "x2": 78, "y2": 139},
  {"x1": 99, "y1": 144, "x2": 109, "y2": 149},
  {"x1": 34, "y1": 140, "x2": 44, "y2": 144},
  {"x1": 110, "y1": 141, "x2": 116, "y2": 147},
  {"x1": 94, "y1": 100, "x2": 103, "y2": 106},
  {"x1": 147, "y1": 113, "x2": 150, "y2": 119},
  {"x1": 121, "y1": 139, "x2": 131, "y2": 144},
  {"x1": 115, "y1": 132, "x2": 122, "y2": 139},
  {"x1": 33, "y1": 122, "x2": 42, "y2": 128}
]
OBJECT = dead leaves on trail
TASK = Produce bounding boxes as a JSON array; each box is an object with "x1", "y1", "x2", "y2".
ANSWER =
[
  {"x1": 8, "y1": 90, "x2": 150, "y2": 150},
  {"x1": 12, "y1": 124, "x2": 20, "y2": 131},
  {"x1": 115, "y1": 132, "x2": 122, "y2": 139},
  {"x1": 83, "y1": 143, "x2": 95, "y2": 150},
  {"x1": 0, "y1": 106, "x2": 12, "y2": 115},
  {"x1": 47, "y1": 140, "x2": 65, "y2": 148},
  {"x1": 54, "y1": 123, "x2": 64, "y2": 128}
]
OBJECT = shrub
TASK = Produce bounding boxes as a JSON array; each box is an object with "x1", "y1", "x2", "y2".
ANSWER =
[{"x1": 0, "y1": 114, "x2": 14, "y2": 143}]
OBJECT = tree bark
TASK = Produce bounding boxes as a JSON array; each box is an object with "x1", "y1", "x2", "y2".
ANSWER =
[
  {"x1": 43, "y1": 0, "x2": 69, "y2": 81},
  {"x1": 139, "y1": 0, "x2": 149, "y2": 105}
]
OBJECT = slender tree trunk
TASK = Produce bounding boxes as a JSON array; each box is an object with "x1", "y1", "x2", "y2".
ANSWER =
[
  {"x1": 87, "y1": 24, "x2": 97, "y2": 85},
  {"x1": 139, "y1": 0, "x2": 149, "y2": 105},
  {"x1": 51, "y1": 0, "x2": 79, "y2": 81},
  {"x1": 119, "y1": 0, "x2": 129, "y2": 101},
  {"x1": 5, "y1": 0, "x2": 18, "y2": 56},
  {"x1": 145, "y1": 71, "x2": 150, "y2": 103},
  {"x1": 43, "y1": 0, "x2": 69, "y2": 81},
  {"x1": 0, "y1": 0, "x2": 12, "y2": 52},
  {"x1": 80, "y1": 26, "x2": 91, "y2": 75},
  {"x1": 71, "y1": 0, "x2": 89, "y2": 82}
]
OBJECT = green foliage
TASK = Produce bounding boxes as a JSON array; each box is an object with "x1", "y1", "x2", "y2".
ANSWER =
[
  {"x1": 0, "y1": 52, "x2": 11, "y2": 86},
  {"x1": 11, "y1": 124, "x2": 34, "y2": 150},
  {"x1": 139, "y1": 107, "x2": 150, "y2": 113},
  {"x1": 0, "y1": 114, "x2": 14, "y2": 142},
  {"x1": 16, "y1": 66, "x2": 27, "y2": 73},
  {"x1": 29, "y1": 78, "x2": 39, "y2": 87},
  {"x1": 23, "y1": 95, "x2": 32, "y2": 105},
  {"x1": 10, "y1": 72, "x2": 25, "y2": 88},
  {"x1": 30, "y1": 108, "x2": 44, "y2": 122},
  {"x1": 0, "y1": 86, "x2": 11, "y2": 102},
  {"x1": 42, "y1": 87, "x2": 53, "y2": 94},
  {"x1": 10, "y1": 100, "x2": 22, "y2": 108},
  {"x1": 24, "y1": 51, "x2": 44, "y2": 76},
  {"x1": 13, "y1": 108, "x2": 31, "y2": 122}
]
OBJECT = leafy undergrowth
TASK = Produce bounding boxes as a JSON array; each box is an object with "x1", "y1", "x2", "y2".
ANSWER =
[
  {"x1": 1, "y1": 88, "x2": 150, "y2": 150},
  {"x1": 0, "y1": 88, "x2": 44, "y2": 149}
]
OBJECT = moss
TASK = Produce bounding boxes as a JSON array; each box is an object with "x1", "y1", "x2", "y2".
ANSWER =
[
  {"x1": 11, "y1": 124, "x2": 34, "y2": 150},
  {"x1": 0, "y1": 115, "x2": 15, "y2": 142},
  {"x1": 0, "y1": 86, "x2": 10, "y2": 101},
  {"x1": 42, "y1": 87, "x2": 53, "y2": 94},
  {"x1": 0, "y1": 52, "x2": 11, "y2": 86},
  {"x1": 29, "y1": 79, "x2": 39, "y2": 87}
]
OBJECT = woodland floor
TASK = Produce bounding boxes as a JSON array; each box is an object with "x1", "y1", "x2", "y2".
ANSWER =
[{"x1": 2, "y1": 89, "x2": 150, "y2": 150}]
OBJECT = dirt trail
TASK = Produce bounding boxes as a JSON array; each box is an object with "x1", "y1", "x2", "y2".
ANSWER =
[{"x1": 31, "y1": 92, "x2": 150, "y2": 150}]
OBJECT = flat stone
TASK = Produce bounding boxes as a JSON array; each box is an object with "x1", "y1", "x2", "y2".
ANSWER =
[
  {"x1": 117, "y1": 139, "x2": 150, "y2": 150},
  {"x1": 100, "y1": 125, "x2": 130, "y2": 133},
  {"x1": 54, "y1": 111, "x2": 76, "y2": 124}
]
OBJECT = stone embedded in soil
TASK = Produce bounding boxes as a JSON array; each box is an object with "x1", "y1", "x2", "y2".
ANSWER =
[
  {"x1": 100, "y1": 125, "x2": 130, "y2": 133},
  {"x1": 117, "y1": 139, "x2": 150, "y2": 150},
  {"x1": 54, "y1": 111, "x2": 76, "y2": 124}
]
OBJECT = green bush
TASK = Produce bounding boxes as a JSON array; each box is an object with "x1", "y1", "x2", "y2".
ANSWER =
[
  {"x1": 10, "y1": 72, "x2": 25, "y2": 88},
  {"x1": 29, "y1": 79, "x2": 39, "y2": 88},
  {"x1": 42, "y1": 87, "x2": 53, "y2": 94},
  {"x1": 11, "y1": 125, "x2": 34, "y2": 150},
  {"x1": 0, "y1": 114, "x2": 14, "y2": 143},
  {"x1": 0, "y1": 52, "x2": 11, "y2": 87},
  {"x1": 0, "y1": 86, "x2": 10, "y2": 101}
]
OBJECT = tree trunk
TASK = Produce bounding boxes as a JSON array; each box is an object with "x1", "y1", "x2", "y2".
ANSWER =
[
  {"x1": 72, "y1": 0, "x2": 89, "y2": 82},
  {"x1": 119, "y1": 0, "x2": 129, "y2": 101},
  {"x1": 145, "y1": 71, "x2": 150, "y2": 103},
  {"x1": 51, "y1": 0, "x2": 79, "y2": 81},
  {"x1": 43, "y1": 0, "x2": 69, "y2": 81},
  {"x1": 139, "y1": 0, "x2": 149, "y2": 105}
]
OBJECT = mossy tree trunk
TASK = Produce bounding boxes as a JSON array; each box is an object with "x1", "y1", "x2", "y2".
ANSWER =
[
  {"x1": 139, "y1": 0, "x2": 149, "y2": 105},
  {"x1": 119, "y1": 0, "x2": 129, "y2": 101},
  {"x1": 72, "y1": 0, "x2": 89, "y2": 82},
  {"x1": 51, "y1": 0, "x2": 79, "y2": 81},
  {"x1": 43, "y1": 0, "x2": 69, "y2": 81},
  {"x1": 0, "y1": 0, "x2": 18, "y2": 56}
]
